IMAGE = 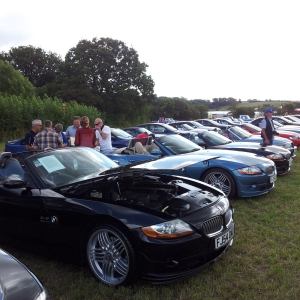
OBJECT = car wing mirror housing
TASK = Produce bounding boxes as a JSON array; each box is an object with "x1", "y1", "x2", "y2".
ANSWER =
[
  {"x1": 3, "y1": 177, "x2": 27, "y2": 189},
  {"x1": 150, "y1": 149, "x2": 162, "y2": 156}
]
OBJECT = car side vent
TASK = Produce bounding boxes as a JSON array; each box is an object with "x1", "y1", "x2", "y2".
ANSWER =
[{"x1": 202, "y1": 216, "x2": 223, "y2": 236}]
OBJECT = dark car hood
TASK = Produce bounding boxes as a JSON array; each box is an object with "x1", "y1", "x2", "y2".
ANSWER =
[
  {"x1": 211, "y1": 142, "x2": 290, "y2": 154},
  {"x1": 0, "y1": 248, "x2": 46, "y2": 300},
  {"x1": 191, "y1": 148, "x2": 275, "y2": 166}
]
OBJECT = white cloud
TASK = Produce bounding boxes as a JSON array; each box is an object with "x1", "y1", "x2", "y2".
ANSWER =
[{"x1": 1, "y1": 0, "x2": 300, "y2": 100}]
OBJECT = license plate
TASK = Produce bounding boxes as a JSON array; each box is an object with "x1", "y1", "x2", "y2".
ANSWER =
[
  {"x1": 215, "y1": 226, "x2": 234, "y2": 249},
  {"x1": 270, "y1": 174, "x2": 277, "y2": 183},
  {"x1": 289, "y1": 158, "x2": 293, "y2": 166}
]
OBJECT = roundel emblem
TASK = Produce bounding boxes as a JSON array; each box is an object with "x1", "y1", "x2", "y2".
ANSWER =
[{"x1": 51, "y1": 216, "x2": 59, "y2": 224}]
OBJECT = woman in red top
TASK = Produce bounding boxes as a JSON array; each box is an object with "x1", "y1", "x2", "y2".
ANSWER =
[{"x1": 75, "y1": 116, "x2": 96, "y2": 148}]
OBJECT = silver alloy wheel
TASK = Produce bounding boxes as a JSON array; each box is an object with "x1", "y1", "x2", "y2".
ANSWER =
[
  {"x1": 87, "y1": 228, "x2": 130, "y2": 285},
  {"x1": 203, "y1": 171, "x2": 232, "y2": 196}
]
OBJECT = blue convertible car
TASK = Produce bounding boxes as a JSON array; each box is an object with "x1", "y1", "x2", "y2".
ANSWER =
[{"x1": 109, "y1": 135, "x2": 277, "y2": 199}]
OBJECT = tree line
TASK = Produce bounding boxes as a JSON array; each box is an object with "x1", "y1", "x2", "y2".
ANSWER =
[{"x1": 1, "y1": 37, "x2": 300, "y2": 138}]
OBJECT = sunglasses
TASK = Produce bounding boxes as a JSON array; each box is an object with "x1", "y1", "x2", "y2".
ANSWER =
[{"x1": 94, "y1": 122, "x2": 102, "y2": 126}]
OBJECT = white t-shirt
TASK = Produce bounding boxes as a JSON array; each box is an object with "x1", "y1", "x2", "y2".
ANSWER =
[{"x1": 96, "y1": 125, "x2": 112, "y2": 151}]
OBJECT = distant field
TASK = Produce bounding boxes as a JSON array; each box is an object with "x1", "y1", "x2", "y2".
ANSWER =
[{"x1": 219, "y1": 100, "x2": 297, "y2": 111}]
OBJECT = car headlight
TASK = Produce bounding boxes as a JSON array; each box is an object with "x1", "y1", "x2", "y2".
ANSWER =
[
  {"x1": 237, "y1": 166, "x2": 262, "y2": 175},
  {"x1": 266, "y1": 153, "x2": 285, "y2": 161},
  {"x1": 141, "y1": 219, "x2": 195, "y2": 239},
  {"x1": 282, "y1": 143, "x2": 292, "y2": 149},
  {"x1": 289, "y1": 136, "x2": 300, "y2": 140}
]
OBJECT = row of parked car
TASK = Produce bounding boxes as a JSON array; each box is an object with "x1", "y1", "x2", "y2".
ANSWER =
[{"x1": 0, "y1": 115, "x2": 299, "y2": 292}]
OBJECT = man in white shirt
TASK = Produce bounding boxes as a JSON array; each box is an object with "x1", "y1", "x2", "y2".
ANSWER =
[{"x1": 94, "y1": 118, "x2": 114, "y2": 154}]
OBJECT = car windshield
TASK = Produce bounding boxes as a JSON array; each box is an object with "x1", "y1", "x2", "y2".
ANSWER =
[
  {"x1": 243, "y1": 123, "x2": 261, "y2": 132},
  {"x1": 272, "y1": 120, "x2": 283, "y2": 128},
  {"x1": 229, "y1": 126, "x2": 252, "y2": 138},
  {"x1": 207, "y1": 120, "x2": 222, "y2": 126},
  {"x1": 190, "y1": 121, "x2": 205, "y2": 128},
  {"x1": 135, "y1": 127, "x2": 153, "y2": 134},
  {"x1": 156, "y1": 135, "x2": 202, "y2": 154},
  {"x1": 277, "y1": 116, "x2": 293, "y2": 123},
  {"x1": 180, "y1": 124, "x2": 194, "y2": 130},
  {"x1": 285, "y1": 116, "x2": 300, "y2": 122},
  {"x1": 201, "y1": 131, "x2": 232, "y2": 145},
  {"x1": 27, "y1": 148, "x2": 119, "y2": 188},
  {"x1": 160, "y1": 123, "x2": 179, "y2": 132},
  {"x1": 111, "y1": 128, "x2": 132, "y2": 139}
]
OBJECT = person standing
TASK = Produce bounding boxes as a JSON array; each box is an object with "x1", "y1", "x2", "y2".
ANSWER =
[
  {"x1": 94, "y1": 118, "x2": 113, "y2": 154},
  {"x1": 32, "y1": 120, "x2": 63, "y2": 150},
  {"x1": 65, "y1": 116, "x2": 81, "y2": 145},
  {"x1": 75, "y1": 116, "x2": 96, "y2": 148},
  {"x1": 54, "y1": 123, "x2": 69, "y2": 147},
  {"x1": 25, "y1": 119, "x2": 42, "y2": 150},
  {"x1": 260, "y1": 108, "x2": 276, "y2": 146}
]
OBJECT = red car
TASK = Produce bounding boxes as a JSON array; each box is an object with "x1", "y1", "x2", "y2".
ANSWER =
[{"x1": 240, "y1": 122, "x2": 300, "y2": 148}]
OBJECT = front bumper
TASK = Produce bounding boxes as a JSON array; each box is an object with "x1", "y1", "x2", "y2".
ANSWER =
[{"x1": 232, "y1": 171, "x2": 275, "y2": 197}]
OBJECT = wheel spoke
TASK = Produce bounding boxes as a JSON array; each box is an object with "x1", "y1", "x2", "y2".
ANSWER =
[
  {"x1": 218, "y1": 174, "x2": 228, "y2": 184},
  {"x1": 88, "y1": 228, "x2": 131, "y2": 285},
  {"x1": 97, "y1": 230, "x2": 111, "y2": 249},
  {"x1": 207, "y1": 174, "x2": 218, "y2": 185},
  {"x1": 205, "y1": 172, "x2": 231, "y2": 196}
]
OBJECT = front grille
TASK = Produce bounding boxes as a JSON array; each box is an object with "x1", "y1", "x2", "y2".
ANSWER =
[
  {"x1": 265, "y1": 165, "x2": 275, "y2": 175},
  {"x1": 202, "y1": 216, "x2": 223, "y2": 236}
]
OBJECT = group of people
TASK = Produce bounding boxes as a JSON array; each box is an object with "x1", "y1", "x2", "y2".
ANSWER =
[{"x1": 25, "y1": 116, "x2": 113, "y2": 154}]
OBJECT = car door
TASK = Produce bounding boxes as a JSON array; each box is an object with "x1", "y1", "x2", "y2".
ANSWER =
[{"x1": 0, "y1": 185, "x2": 46, "y2": 239}]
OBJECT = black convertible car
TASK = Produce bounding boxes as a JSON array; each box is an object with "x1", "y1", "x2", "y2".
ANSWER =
[{"x1": 0, "y1": 148, "x2": 234, "y2": 287}]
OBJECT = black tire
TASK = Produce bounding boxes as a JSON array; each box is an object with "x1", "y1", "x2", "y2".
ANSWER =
[
  {"x1": 86, "y1": 224, "x2": 138, "y2": 286},
  {"x1": 202, "y1": 168, "x2": 236, "y2": 199}
]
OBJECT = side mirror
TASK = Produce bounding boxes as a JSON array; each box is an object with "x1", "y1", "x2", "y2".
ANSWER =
[
  {"x1": 150, "y1": 149, "x2": 162, "y2": 156},
  {"x1": 3, "y1": 177, "x2": 27, "y2": 189}
]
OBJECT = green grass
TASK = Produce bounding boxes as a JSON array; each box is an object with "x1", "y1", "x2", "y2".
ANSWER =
[{"x1": 1, "y1": 149, "x2": 300, "y2": 299}]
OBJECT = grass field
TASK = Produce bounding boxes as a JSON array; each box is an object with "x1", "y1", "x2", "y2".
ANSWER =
[
  {"x1": 1, "y1": 143, "x2": 300, "y2": 300},
  {"x1": 211, "y1": 100, "x2": 298, "y2": 115}
]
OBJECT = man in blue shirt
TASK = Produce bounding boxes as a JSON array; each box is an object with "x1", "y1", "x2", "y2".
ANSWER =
[{"x1": 65, "y1": 116, "x2": 81, "y2": 145}]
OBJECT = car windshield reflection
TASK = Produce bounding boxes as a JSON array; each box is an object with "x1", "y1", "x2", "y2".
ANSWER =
[
  {"x1": 229, "y1": 126, "x2": 252, "y2": 139},
  {"x1": 201, "y1": 131, "x2": 233, "y2": 145},
  {"x1": 111, "y1": 128, "x2": 132, "y2": 139},
  {"x1": 27, "y1": 148, "x2": 119, "y2": 187},
  {"x1": 156, "y1": 135, "x2": 202, "y2": 154}
]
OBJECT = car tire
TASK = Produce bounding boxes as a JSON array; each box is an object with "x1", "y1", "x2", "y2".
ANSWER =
[
  {"x1": 202, "y1": 168, "x2": 236, "y2": 199},
  {"x1": 86, "y1": 224, "x2": 138, "y2": 286}
]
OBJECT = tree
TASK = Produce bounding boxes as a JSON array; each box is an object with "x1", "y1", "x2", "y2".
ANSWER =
[
  {"x1": 56, "y1": 38, "x2": 155, "y2": 123},
  {"x1": 283, "y1": 103, "x2": 295, "y2": 114},
  {"x1": 0, "y1": 60, "x2": 35, "y2": 98},
  {"x1": 0, "y1": 45, "x2": 62, "y2": 88}
]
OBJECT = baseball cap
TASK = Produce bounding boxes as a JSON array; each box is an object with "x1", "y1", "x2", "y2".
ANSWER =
[{"x1": 264, "y1": 108, "x2": 274, "y2": 114}]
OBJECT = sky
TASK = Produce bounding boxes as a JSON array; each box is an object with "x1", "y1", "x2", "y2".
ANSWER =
[{"x1": 1, "y1": 0, "x2": 300, "y2": 101}]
